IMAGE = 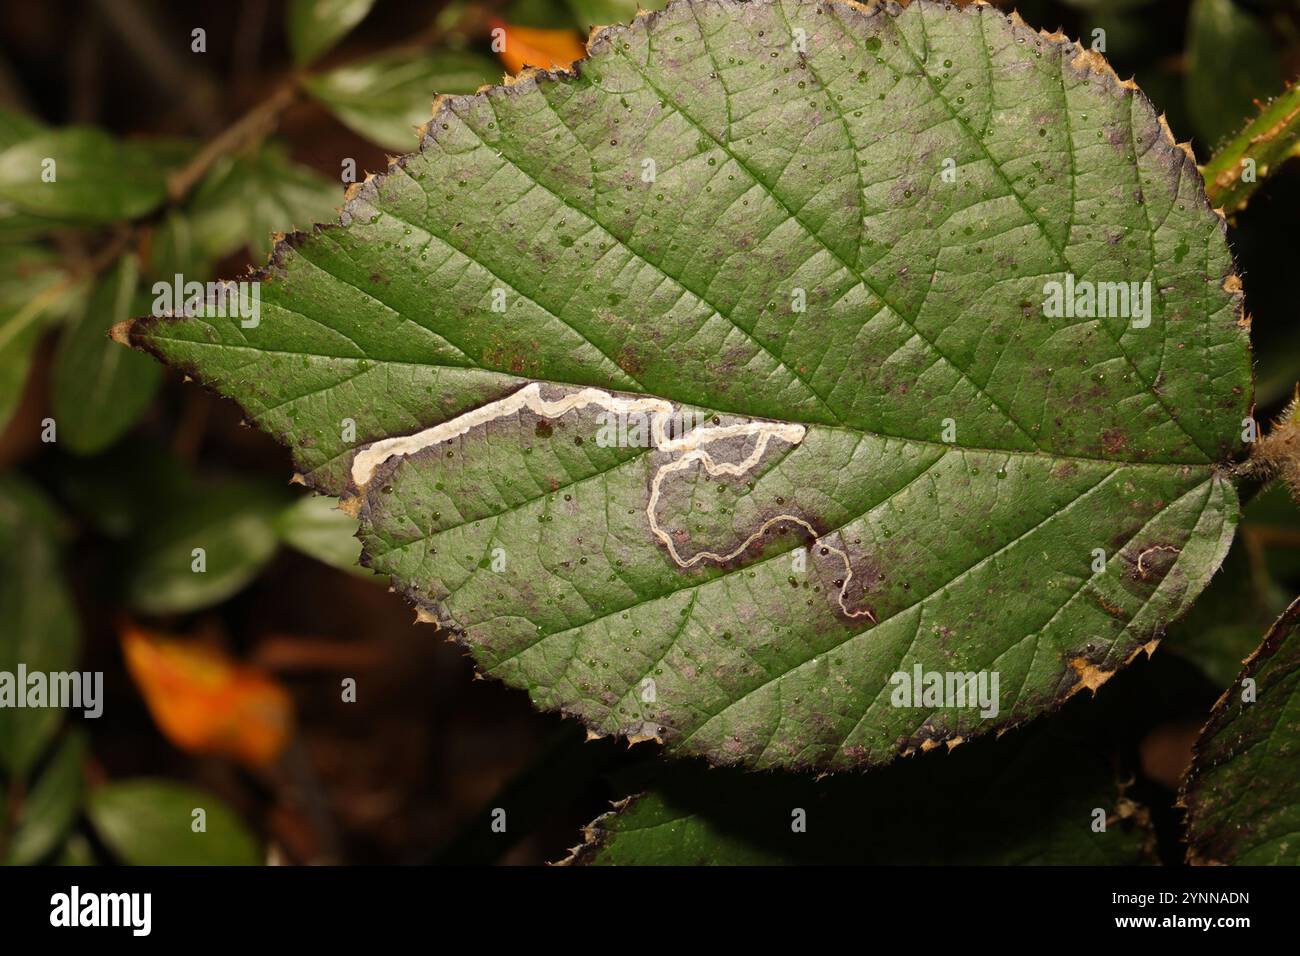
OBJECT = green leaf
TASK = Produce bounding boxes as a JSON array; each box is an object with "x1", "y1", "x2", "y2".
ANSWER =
[
  {"x1": 0, "y1": 108, "x2": 44, "y2": 148},
  {"x1": 570, "y1": 699, "x2": 1153, "y2": 864},
  {"x1": 1185, "y1": 0, "x2": 1281, "y2": 151},
  {"x1": 0, "y1": 112, "x2": 57, "y2": 241},
  {"x1": 0, "y1": 128, "x2": 168, "y2": 223},
  {"x1": 0, "y1": 245, "x2": 79, "y2": 433},
  {"x1": 7, "y1": 731, "x2": 85, "y2": 865},
  {"x1": 305, "y1": 51, "x2": 501, "y2": 152},
  {"x1": 86, "y1": 778, "x2": 260, "y2": 865},
  {"x1": 0, "y1": 478, "x2": 80, "y2": 776},
  {"x1": 1181, "y1": 596, "x2": 1300, "y2": 865},
  {"x1": 149, "y1": 210, "x2": 213, "y2": 282},
  {"x1": 287, "y1": 0, "x2": 376, "y2": 66},
  {"x1": 186, "y1": 144, "x2": 340, "y2": 262},
  {"x1": 126, "y1": 0, "x2": 1252, "y2": 770},
  {"x1": 277, "y1": 493, "x2": 375, "y2": 576},
  {"x1": 54, "y1": 439, "x2": 196, "y2": 539},
  {"x1": 126, "y1": 479, "x2": 290, "y2": 615},
  {"x1": 51, "y1": 254, "x2": 162, "y2": 455}
]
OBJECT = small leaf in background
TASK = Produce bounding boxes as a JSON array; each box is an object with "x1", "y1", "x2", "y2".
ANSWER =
[
  {"x1": 86, "y1": 778, "x2": 260, "y2": 865},
  {"x1": 185, "y1": 143, "x2": 340, "y2": 262},
  {"x1": 125, "y1": 479, "x2": 288, "y2": 615},
  {"x1": 0, "y1": 477, "x2": 80, "y2": 777},
  {"x1": 1186, "y1": 0, "x2": 1282, "y2": 150},
  {"x1": 119, "y1": 621, "x2": 294, "y2": 770},
  {"x1": 6, "y1": 731, "x2": 85, "y2": 865},
  {"x1": 287, "y1": 0, "x2": 377, "y2": 66},
  {"x1": 0, "y1": 109, "x2": 54, "y2": 241},
  {"x1": 306, "y1": 51, "x2": 501, "y2": 152},
  {"x1": 1181, "y1": 597, "x2": 1300, "y2": 864},
  {"x1": 277, "y1": 494, "x2": 377, "y2": 577},
  {"x1": 0, "y1": 128, "x2": 168, "y2": 223},
  {"x1": 0, "y1": 246, "x2": 81, "y2": 434},
  {"x1": 51, "y1": 254, "x2": 162, "y2": 456},
  {"x1": 491, "y1": 20, "x2": 586, "y2": 74}
]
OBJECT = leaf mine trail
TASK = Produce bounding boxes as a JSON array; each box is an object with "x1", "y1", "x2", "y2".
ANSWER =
[{"x1": 353, "y1": 382, "x2": 875, "y2": 621}]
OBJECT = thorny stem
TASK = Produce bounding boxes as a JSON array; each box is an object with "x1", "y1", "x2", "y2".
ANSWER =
[
  {"x1": 1201, "y1": 81, "x2": 1300, "y2": 215},
  {"x1": 1232, "y1": 387, "x2": 1300, "y2": 507}
]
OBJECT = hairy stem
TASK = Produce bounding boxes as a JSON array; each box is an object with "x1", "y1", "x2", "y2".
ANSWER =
[{"x1": 1202, "y1": 81, "x2": 1300, "y2": 215}]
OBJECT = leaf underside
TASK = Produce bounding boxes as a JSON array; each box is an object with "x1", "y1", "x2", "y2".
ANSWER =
[
  {"x1": 129, "y1": 0, "x2": 1251, "y2": 770},
  {"x1": 1181, "y1": 597, "x2": 1300, "y2": 865}
]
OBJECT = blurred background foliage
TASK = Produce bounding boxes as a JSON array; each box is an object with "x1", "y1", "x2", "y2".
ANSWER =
[{"x1": 0, "y1": 0, "x2": 1297, "y2": 866}]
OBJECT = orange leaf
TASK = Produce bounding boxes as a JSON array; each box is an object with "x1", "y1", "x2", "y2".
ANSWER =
[
  {"x1": 491, "y1": 20, "x2": 587, "y2": 75},
  {"x1": 119, "y1": 621, "x2": 293, "y2": 770}
]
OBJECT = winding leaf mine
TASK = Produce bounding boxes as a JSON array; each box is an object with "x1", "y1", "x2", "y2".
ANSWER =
[{"x1": 124, "y1": 0, "x2": 1252, "y2": 769}]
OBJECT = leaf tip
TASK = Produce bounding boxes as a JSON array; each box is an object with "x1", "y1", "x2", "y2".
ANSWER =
[{"x1": 108, "y1": 317, "x2": 137, "y2": 348}]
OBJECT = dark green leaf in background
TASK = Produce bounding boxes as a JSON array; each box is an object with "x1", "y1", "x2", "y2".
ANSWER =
[
  {"x1": 277, "y1": 493, "x2": 376, "y2": 577},
  {"x1": 0, "y1": 245, "x2": 82, "y2": 433},
  {"x1": 126, "y1": 479, "x2": 290, "y2": 615},
  {"x1": 0, "y1": 128, "x2": 168, "y2": 224},
  {"x1": 0, "y1": 109, "x2": 57, "y2": 241},
  {"x1": 1181, "y1": 596, "x2": 1300, "y2": 864},
  {"x1": 0, "y1": 477, "x2": 80, "y2": 777},
  {"x1": 1186, "y1": 0, "x2": 1281, "y2": 150},
  {"x1": 183, "y1": 144, "x2": 340, "y2": 263},
  {"x1": 53, "y1": 440, "x2": 197, "y2": 540},
  {"x1": 6, "y1": 731, "x2": 85, "y2": 865},
  {"x1": 86, "y1": 779, "x2": 260, "y2": 865},
  {"x1": 288, "y1": 0, "x2": 377, "y2": 66},
  {"x1": 51, "y1": 254, "x2": 162, "y2": 455},
  {"x1": 306, "y1": 51, "x2": 502, "y2": 152}
]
